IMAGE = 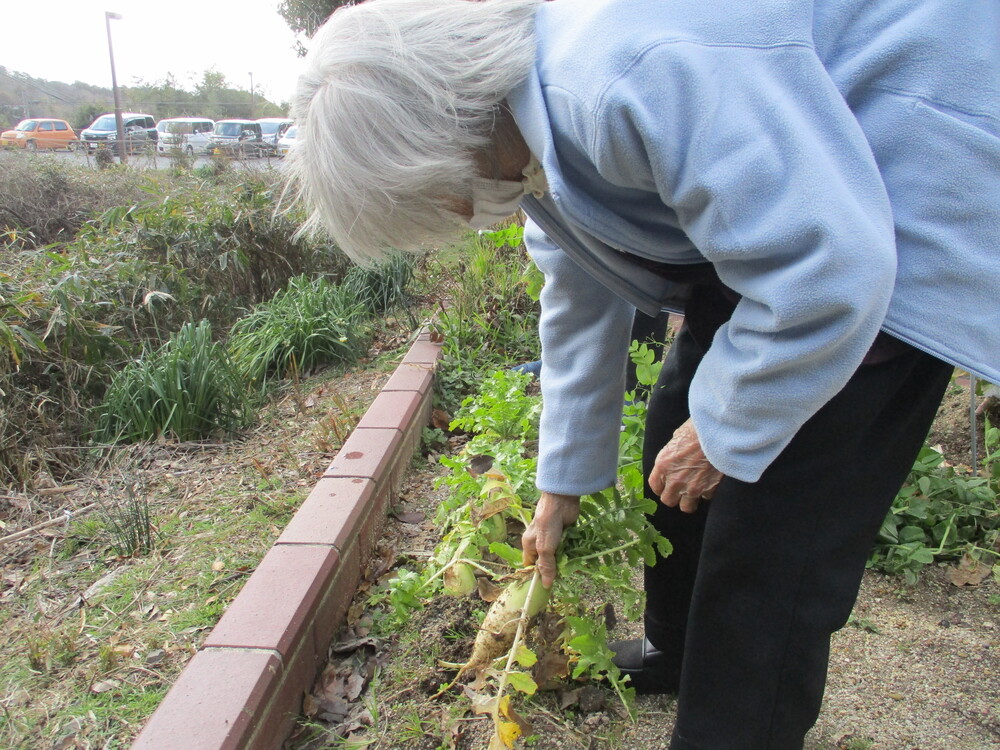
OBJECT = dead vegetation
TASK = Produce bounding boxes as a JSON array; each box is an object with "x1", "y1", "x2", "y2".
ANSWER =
[{"x1": 0, "y1": 356, "x2": 402, "y2": 750}]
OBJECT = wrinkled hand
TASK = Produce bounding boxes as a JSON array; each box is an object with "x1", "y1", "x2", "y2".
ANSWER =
[
  {"x1": 522, "y1": 492, "x2": 580, "y2": 587},
  {"x1": 648, "y1": 418, "x2": 722, "y2": 514}
]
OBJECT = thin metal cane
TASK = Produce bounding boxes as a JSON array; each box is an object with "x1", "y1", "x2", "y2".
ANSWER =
[{"x1": 969, "y1": 374, "x2": 978, "y2": 476}]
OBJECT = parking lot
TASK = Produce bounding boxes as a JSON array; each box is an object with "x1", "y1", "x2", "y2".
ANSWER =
[{"x1": 6, "y1": 145, "x2": 285, "y2": 172}]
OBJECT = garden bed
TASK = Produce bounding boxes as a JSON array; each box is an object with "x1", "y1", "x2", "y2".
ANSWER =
[{"x1": 286, "y1": 375, "x2": 1000, "y2": 750}]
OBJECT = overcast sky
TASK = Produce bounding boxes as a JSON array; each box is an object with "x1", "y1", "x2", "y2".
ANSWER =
[{"x1": 2, "y1": 0, "x2": 308, "y2": 106}]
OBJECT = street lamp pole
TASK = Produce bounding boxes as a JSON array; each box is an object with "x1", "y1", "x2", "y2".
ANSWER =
[
  {"x1": 249, "y1": 72, "x2": 254, "y2": 118},
  {"x1": 105, "y1": 11, "x2": 126, "y2": 164}
]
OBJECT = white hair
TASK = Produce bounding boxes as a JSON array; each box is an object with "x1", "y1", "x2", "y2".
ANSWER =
[{"x1": 286, "y1": 0, "x2": 541, "y2": 263}]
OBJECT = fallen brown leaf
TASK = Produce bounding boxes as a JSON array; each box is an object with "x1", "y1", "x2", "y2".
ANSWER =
[
  {"x1": 330, "y1": 636, "x2": 378, "y2": 654},
  {"x1": 394, "y1": 510, "x2": 426, "y2": 525},
  {"x1": 90, "y1": 679, "x2": 119, "y2": 694},
  {"x1": 345, "y1": 671, "x2": 366, "y2": 701},
  {"x1": 948, "y1": 554, "x2": 991, "y2": 587},
  {"x1": 477, "y1": 577, "x2": 502, "y2": 603},
  {"x1": 467, "y1": 454, "x2": 495, "y2": 477},
  {"x1": 431, "y1": 409, "x2": 452, "y2": 431},
  {"x1": 559, "y1": 688, "x2": 580, "y2": 710},
  {"x1": 532, "y1": 650, "x2": 570, "y2": 688},
  {"x1": 303, "y1": 692, "x2": 320, "y2": 719}
]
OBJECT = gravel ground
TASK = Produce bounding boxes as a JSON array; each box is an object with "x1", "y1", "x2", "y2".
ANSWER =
[
  {"x1": 810, "y1": 572, "x2": 999, "y2": 749},
  {"x1": 610, "y1": 569, "x2": 1000, "y2": 750}
]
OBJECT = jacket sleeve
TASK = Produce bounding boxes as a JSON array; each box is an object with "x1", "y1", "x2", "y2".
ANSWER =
[
  {"x1": 589, "y1": 41, "x2": 897, "y2": 482},
  {"x1": 524, "y1": 219, "x2": 636, "y2": 495}
]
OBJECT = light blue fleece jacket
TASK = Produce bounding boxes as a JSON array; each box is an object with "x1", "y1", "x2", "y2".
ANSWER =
[{"x1": 507, "y1": 0, "x2": 1000, "y2": 495}]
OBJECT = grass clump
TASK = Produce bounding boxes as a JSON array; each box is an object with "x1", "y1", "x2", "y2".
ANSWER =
[
  {"x1": 95, "y1": 320, "x2": 253, "y2": 444},
  {"x1": 95, "y1": 482, "x2": 158, "y2": 557},
  {"x1": 341, "y1": 252, "x2": 415, "y2": 316},
  {"x1": 228, "y1": 274, "x2": 369, "y2": 387}
]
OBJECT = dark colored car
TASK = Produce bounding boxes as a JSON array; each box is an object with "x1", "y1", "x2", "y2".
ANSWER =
[
  {"x1": 207, "y1": 120, "x2": 269, "y2": 158},
  {"x1": 80, "y1": 113, "x2": 158, "y2": 153}
]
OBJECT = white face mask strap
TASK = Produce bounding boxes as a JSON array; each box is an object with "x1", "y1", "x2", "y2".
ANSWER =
[
  {"x1": 521, "y1": 155, "x2": 547, "y2": 198},
  {"x1": 468, "y1": 155, "x2": 547, "y2": 229}
]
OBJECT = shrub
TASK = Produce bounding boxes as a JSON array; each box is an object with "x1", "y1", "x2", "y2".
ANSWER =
[
  {"x1": 83, "y1": 172, "x2": 351, "y2": 328},
  {"x1": 228, "y1": 275, "x2": 369, "y2": 386},
  {"x1": 0, "y1": 155, "x2": 149, "y2": 247},
  {"x1": 340, "y1": 253, "x2": 415, "y2": 316},
  {"x1": 0, "y1": 165, "x2": 351, "y2": 487},
  {"x1": 94, "y1": 320, "x2": 253, "y2": 443}
]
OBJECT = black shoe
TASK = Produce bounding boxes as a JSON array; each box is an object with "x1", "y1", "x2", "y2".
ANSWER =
[{"x1": 609, "y1": 637, "x2": 681, "y2": 695}]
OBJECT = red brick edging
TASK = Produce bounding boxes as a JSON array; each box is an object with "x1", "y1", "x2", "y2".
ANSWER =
[{"x1": 131, "y1": 329, "x2": 442, "y2": 750}]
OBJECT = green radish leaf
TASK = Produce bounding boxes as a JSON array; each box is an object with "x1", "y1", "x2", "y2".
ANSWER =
[
  {"x1": 514, "y1": 645, "x2": 537, "y2": 667},
  {"x1": 489, "y1": 542, "x2": 523, "y2": 567},
  {"x1": 507, "y1": 671, "x2": 538, "y2": 695}
]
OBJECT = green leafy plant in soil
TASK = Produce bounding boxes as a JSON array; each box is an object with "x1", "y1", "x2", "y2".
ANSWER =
[
  {"x1": 371, "y1": 345, "x2": 670, "y2": 747},
  {"x1": 94, "y1": 319, "x2": 253, "y2": 444},
  {"x1": 228, "y1": 274, "x2": 368, "y2": 387},
  {"x1": 431, "y1": 224, "x2": 540, "y2": 412},
  {"x1": 869, "y1": 420, "x2": 1000, "y2": 584},
  {"x1": 340, "y1": 253, "x2": 416, "y2": 316},
  {"x1": 94, "y1": 481, "x2": 159, "y2": 557}
]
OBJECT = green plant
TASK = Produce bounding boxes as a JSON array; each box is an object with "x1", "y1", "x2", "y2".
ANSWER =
[
  {"x1": 95, "y1": 483, "x2": 157, "y2": 557},
  {"x1": 449, "y1": 369, "x2": 541, "y2": 441},
  {"x1": 340, "y1": 253, "x2": 415, "y2": 316},
  {"x1": 869, "y1": 422, "x2": 1000, "y2": 584},
  {"x1": 24, "y1": 629, "x2": 79, "y2": 673},
  {"x1": 165, "y1": 146, "x2": 196, "y2": 174},
  {"x1": 228, "y1": 275, "x2": 368, "y2": 386},
  {"x1": 421, "y1": 426, "x2": 448, "y2": 454},
  {"x1": 95, "y1": 319, "x2": 253, "y2": 443},
  {"x1": 846, "y1": 614, "x2": 881, "y2": 635},
  {"x1": 399, "y1": 707, "x2": 435, "y2": 743},
  {"x1": 371, "y1": 344, "x2": 668, "y2": 744},
  {"x1": 431, "y1": 229, "x2": 540, "y2": 410}
]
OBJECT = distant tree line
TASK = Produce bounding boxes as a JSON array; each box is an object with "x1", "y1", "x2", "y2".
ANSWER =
[{"x1": 0, "y1": 67, "x2": 287, "y2": 131}]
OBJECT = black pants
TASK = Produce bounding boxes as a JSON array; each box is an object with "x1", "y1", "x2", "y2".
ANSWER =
[{"x1": 641, "y1": 313, "x2": 953, "y2": 749}]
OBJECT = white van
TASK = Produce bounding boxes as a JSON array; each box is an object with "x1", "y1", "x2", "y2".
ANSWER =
[{"x1": 156, "y1": 117, "x2": 216, "y2": 156}]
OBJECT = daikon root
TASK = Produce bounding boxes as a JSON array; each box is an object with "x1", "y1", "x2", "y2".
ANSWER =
[{"x1": 434, "y1": 568, "x2": 550, "y2": 696}]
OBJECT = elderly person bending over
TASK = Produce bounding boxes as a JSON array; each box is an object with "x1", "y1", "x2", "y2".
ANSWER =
[{"x1": 287, "y1": 0, "x2": 1000, "y2": 747}]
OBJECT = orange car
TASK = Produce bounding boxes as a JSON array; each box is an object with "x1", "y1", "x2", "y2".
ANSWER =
[{"x1": 0, "y1": 118, "x2": 78, "y2": 151}]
